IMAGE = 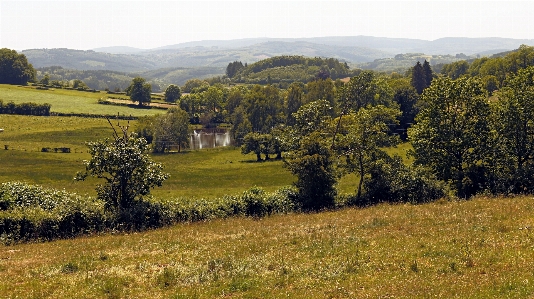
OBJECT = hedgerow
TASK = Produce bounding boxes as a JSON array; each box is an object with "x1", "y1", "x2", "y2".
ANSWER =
[{"x1": 0, "y1": 182, "x2": 299, "y2": 244}]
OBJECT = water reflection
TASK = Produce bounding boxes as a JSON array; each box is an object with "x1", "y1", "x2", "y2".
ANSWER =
[{"x1": 190, "y1": 128, "x2": 233, "y2": 150}]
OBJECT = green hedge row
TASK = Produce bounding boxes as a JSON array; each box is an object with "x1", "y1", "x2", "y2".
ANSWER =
[
  {"x1": 0, "y1": 182, "x2": 298, "y2": 244},
  {"x1": 0, "y1": 100, "x2": 51, "y2": 116}
]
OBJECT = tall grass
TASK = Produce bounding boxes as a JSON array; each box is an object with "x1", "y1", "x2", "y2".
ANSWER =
[{"x1": 2, "y1": 196, "x2": 534, "y2": 298}]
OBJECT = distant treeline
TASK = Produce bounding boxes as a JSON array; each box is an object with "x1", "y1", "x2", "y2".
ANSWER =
[
  {"x1": 227, "y1": 56, "x2": 353, "y2": 85},
  {"x1": 0, "y1": 100, "x2": 50, "y2": 116}
]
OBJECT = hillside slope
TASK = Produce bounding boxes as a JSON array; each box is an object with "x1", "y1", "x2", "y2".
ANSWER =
[{"x1": 2, "y1": 196, "x2": 533, "y2": 298}]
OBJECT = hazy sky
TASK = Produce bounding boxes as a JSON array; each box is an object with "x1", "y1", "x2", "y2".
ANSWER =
[{"x1": 1, "y1": 0, "x2": 532, "y2": 50}]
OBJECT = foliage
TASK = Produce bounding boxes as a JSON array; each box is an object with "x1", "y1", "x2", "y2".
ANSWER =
[
  {"x1": 0, "y1": 182, "x2": 298, "y2": 244},
  {"x1": 284, "y1": 131, "x2": 337, "y2": 211},
  {"x1": 126, "y1": 77, "x2": 152, "y2": 106},
  {"x1": 333, "y1": 105, "x2": 401, "y2": 200},
  {"x1": 75, "y1": 124, "x2": 169, "y2": 213},
  {"x1": 0, "y1": 48, "x2": 36, "y2": 85},
  {"x1": 233, "y1": 55, "x2": 350, "y2": 84},
  {"x1": 182, "y1": 78, "x2": 209, "y2": 93},
  {"x1": 490, "y1": 66, "x2": 534, "y2": 193},
  {"x1": 0, "y1": 181, "x2": 106, "y2": 243},
  {"x1": 226, "y1": 61, "x2": 245, "y2": 78},
  {"x1": 0, "y1": 101, "x2": 51, "y2": 116},
  {"x1": 164, "y1": 84, "x2": 181, "y2": 103},
  {"x1": 409, "y1": 76, "x2": 491, "y2": 198},
  {"x1": 338, "y1": 71, "x2": 395, "y2": 113},
  {"x1": 153, "y1": 107, "x2": 191, "y2": 153},
  {"x1": 362, "y1": 155, "x2": 447, "y2": 205}
]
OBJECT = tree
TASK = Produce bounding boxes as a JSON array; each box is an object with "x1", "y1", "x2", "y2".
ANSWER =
[
  {"x1": 305, "y1": 78, "x2": 334, "y2": 107},
  {"x1": 340, "y1": 71, "x2": 395, "y2": 112},
  {"x1": 409, "y1": 77, "x2": 491, "y2": 198},
  {"x1": 75, "y1": 121, "x2": 169, "y2": 212},
  {"x1": 126, "y1": 77, "x2": 151, "y2": 107},
  {"x1": 333, "y1": 105, "x2": 400, "y2": 201},
  {"x1": 241, "y1": 132, "x2": 263, "y2": 161},
  {"x1": 282, "y1": 100, "x2": 337, "y2": 210},
  {"x1": 226, "y1": 61, "x2": 244, "y2": 78},
  {"x1": 411, "y1": 61, "x2": 426, "y2": 94},
  {"x1": 40, "y1": 73, "x2": 50, "y2": 86},
  {"x1": 392, "y1": 85, "x2": 419, "y2": 140},
  {"x1": 153, "y1": 107, "x2": 191, "y2": 153},
  {"x1": 0, "y1": 48, "x2": 36, "y2": 85},
  {"x1": 440, "y1": 60, "x2": 469, "y2": 80},
  {"x1": 243, "y1": 85, "x2": 284, "y2": 133},
  {"x1": 286, "y1": 82, "x2": 304, "y2": 126},
  {"x1": 284, "y1": 131, "x2": 337, "y2": 210},
  {"x1": 182, "y1": 79, "x2": 209, "y2": 93},
  {"x1": 164, "y1": 84, "x2": 181, "y2": 103},
  {"x1": 422, "y1": 60, "x2": 433, "y2": 87},
  {"x1": 491, "y1": 66, "x2": 534, "y2": 193}
]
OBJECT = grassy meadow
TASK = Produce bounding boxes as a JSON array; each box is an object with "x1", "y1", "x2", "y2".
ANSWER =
[
  {"x1": 0, "y1": 84, "x2": 162, "y2": 117},
  {"x1": 2, "y1": 196, "x2": 534, "y2": 298},
  {"x1": 0, "y1": 114, "x2": 300, "y2": 198}
]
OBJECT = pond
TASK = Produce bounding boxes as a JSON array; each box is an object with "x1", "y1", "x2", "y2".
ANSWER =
[{"x1": 190, "y1": 128, "x2": 233, "y2": 150}]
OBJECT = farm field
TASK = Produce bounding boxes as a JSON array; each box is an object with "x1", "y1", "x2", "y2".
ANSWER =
[
  {"x1": 0, "y1": 114, "x2": 302, "y2": 199},
  {"x1": 2, "y1": 195, "x2": 534, "y2": 298},
  {"x1": 0, "y1": 84, "x2": 163, "y2": 117}
]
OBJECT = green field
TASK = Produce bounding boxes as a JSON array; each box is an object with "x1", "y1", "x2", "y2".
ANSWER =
[
  {"x1": 0, "y1": 84, "x2": 163, "y2": 117},
  {"x1": 0, "y1": 114, "x2": 305, "y2": 199},
  {"x1": 2, "y1": 195, "x2": 534, "y2": 298}
]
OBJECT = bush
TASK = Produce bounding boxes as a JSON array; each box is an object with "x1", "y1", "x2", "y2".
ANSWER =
[
  {"x1": 0, "y1": 182, "x2": 106, "y2": 243},
  {"x1": 360, "y1": 156, "x2": 447, "y2": 206},
  {"x1": 0, "y1": 182, "x2": 299, "y2": 244},
  {"x1": 0, "y1": 101, "x2": 51, "y2": 116}
]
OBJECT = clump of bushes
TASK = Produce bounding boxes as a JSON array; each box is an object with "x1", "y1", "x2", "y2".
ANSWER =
[
  {"x1": 0, "y1": 182, "x2": 299, "y2": 244},
  {"x1": 0, "y1": 182, "x2": 107, "y2": 244},
  {"x1": 0, "y1": 100, "x2": 51, "y2": 116}
]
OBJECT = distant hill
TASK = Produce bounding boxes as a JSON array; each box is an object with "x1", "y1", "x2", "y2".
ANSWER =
[
  {"x1": 21, "y1": 36, "x2": 534, "y2": 87},
  {"x1": 22, "y1": 36, "x2": 534, "y2": 73},
  {"x1": 91, "y1": 46, "x2": 147, "y2": 54}
]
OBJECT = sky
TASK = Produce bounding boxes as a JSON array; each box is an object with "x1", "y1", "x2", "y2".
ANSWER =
[{"x1": 1, "y1": 0, "x2": 533, "y2": 50}]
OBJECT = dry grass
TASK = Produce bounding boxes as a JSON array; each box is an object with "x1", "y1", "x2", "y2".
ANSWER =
[{"x1": 2, "y1": 196, "x2": 534, "y2": 298}]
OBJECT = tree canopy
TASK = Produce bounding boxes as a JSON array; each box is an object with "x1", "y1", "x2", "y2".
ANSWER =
[
  {"x1": 0, "y1": 48, "x2": 36, "y2": 85},
  {"x1": 126, "y1": 77, "x2": 152, "y2": 106}
]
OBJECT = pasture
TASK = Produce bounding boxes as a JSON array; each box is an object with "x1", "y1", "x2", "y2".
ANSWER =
[
  {"x1": 0, "y1": 84, "x2": 163, "y2": 117},
  {"x1": 0, "y1": 114, "x2": 301, "y2": 199}
]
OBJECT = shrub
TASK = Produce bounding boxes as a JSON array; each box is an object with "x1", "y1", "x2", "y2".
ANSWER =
[
  {"x1": 361, "y1": 156, "x2": 447, "y2": 206},
  {"x1": 0, "y1": 182, "x2": 106, "y2": 243}
]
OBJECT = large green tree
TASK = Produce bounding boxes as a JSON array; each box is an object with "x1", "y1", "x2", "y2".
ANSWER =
[
  {"x1": 283, "y1": 100, "x2": 336, "y2": 210},
  {"x1": 411, "y1": 61, "x2": 426, "y2": 94},
  {"x1": 0, "y1": 48, "x2": 35, "y2": 85},
  {"x1": 333, "y1": 105, "x2": 400, "y2": 201},
  {"x1": 491, "y1": 66, "x2": 534, "y2": 193},
  {"x1": 75, "y1": 123, "x2": 169, "y2": 212},
  {"x1": 126, "y1": 77, "x2": 151, "y2": 107},
  {"x1": 153, "y1": 107, "x2": 191, "y2": 153},
  {"x1": 409, "y1": 77, "x2": 491, "y2": 198},
  {"x1": 164, "y1": 84, "x2": 181, "y2": 103}
]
